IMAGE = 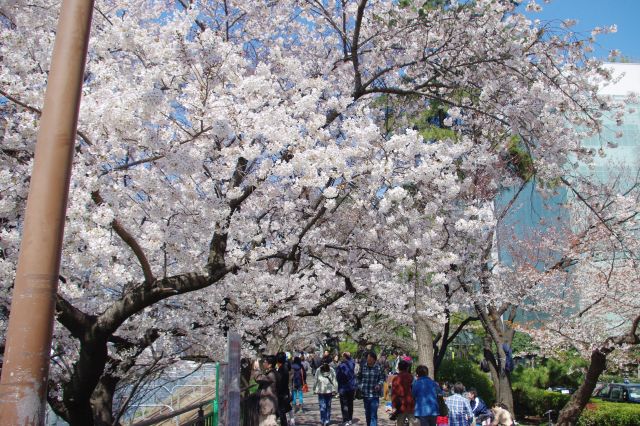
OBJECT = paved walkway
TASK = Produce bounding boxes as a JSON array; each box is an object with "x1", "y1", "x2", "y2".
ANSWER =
[{"x1": 289, "y1": 395, "x2": 396, "y2": 425}]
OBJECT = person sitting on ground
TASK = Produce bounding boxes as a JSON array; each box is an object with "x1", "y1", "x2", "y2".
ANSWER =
[
  {"x1": 466, "y1": 388, "x2": 493, "y2": 425},
  {"x1": 490, "y1": 403, "x2": 515, "y2": 426},
  {"x1": 445, "y1": 382, "x2": 474, "y2": 426}
]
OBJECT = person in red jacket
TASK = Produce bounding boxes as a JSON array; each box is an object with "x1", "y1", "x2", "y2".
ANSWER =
[{"x1": 391, "y1": 359, "x2": 415, "y2": 426}]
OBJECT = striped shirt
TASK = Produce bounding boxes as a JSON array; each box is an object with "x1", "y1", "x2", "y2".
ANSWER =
[
  {"x1": 357, "y1": 362, "x2": 385, "y2": 398},
  {"x1": 445, "y1": 393, "x2": 473, "y2": 426}
]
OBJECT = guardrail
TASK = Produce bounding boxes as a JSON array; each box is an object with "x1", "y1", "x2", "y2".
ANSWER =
[
  {"x1": 129, "y1": 384, "x2": 258, "y2": 426},
  {"x1": 130, "y1": 399, "x2": 214, "y2": 426}
]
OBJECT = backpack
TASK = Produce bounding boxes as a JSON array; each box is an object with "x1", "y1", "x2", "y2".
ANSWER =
[
  {"x1": 502, "y1": 344, "x2": 514, "y2": 373},
  {"x1": 335, "y1": 364, "x2": 346, "y2": 383},
  {"x1": 480, "y1": 359, "x2": 490, "y2": 373},
  {"x1": 292, "y1": 365, "x2": 304, "y2": 386}
]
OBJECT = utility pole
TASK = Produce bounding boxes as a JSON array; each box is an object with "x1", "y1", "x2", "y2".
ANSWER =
[{"x1": 0, "y1": 0, "x2": 94, "y2": 424}]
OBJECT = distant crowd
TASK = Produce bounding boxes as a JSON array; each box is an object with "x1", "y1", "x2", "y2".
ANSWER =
[{"x1": 253, "y1": 349, "x2": 515, "y2": 426}]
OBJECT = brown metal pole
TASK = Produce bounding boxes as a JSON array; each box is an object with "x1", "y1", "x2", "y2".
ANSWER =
[{"x1": 0, "y1": 0, "x2": 94, "y2": 424}]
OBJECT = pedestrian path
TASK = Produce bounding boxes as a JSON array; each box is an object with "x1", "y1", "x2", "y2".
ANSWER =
[{"x1": 289, "y1": 396, "x2": 395, "y2": 425}]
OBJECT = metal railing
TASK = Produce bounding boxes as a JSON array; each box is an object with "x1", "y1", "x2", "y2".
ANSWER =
[
  {"x1": 130, "y1": 399, "x2": 214, "y2": 426},
  {"x1": 126, "y1": 343, "x2": 248, "y2": 426}
]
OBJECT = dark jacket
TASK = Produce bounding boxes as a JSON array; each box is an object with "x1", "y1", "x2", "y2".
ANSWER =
[
  {"x1": 336, "y1": 358, "x2": 357, "y2": 393},
  {"x1": 291, "y1": 362, "x2": 306, "y2": 390},
  {"x1": 470, "y1": 396, "x2": 492, "y2": 418},
  {"x1": 357, "y1": 362, "x2": 385, "y2": 398},
  {"x1": 275, "y1": 364, "x2": 292, "y2": 412}
]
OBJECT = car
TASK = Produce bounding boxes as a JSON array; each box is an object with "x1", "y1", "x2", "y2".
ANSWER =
[
  {"x1": 595, "y1": 383, "x2": 640, "y2": 403},
  {"x1": 548, "y1": 386, "x2": 575, "y2": 395},
  {"x1": 592, "y1": 382, "x2": 607, "y2": 397}
]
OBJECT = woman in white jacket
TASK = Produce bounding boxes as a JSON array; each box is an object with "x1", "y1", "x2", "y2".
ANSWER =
[{"x1": 314, "y1": 363, "x2": 337, "y2": 426}]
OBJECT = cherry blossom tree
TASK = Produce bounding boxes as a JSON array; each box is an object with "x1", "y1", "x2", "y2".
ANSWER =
[
  {"x1": 504, "y1": 160, "x2": 640, "y2": 425},
  {"x1": 0, "y1": 0, "x2": 628, "y2": 423}
]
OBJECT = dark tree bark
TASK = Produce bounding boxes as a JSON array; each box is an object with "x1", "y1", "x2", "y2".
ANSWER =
[
  {"x1": 484, "y1": 335, "x2": 514, "y2": 411},
  {"x1": 556, "y1": 314, "x2": 639, "y2": 426},
  {"x1": 556, "y1": 349, "x2": 607, "y2": 426},
  {"x1": 92, "y1": 374, "x2": 118, "y2": 426},
  {"x1": 458, "y1": 229, "x2": 517, "y2": 414},
  {"x1": 56, "y1": 271, "x2": 219, "y2": 425},
  {"x1": 63, "y1": 337, "x2": 109, "y2": 425}
]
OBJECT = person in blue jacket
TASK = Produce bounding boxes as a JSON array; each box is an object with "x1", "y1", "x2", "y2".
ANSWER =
[
  {"x1": 335, "y1": 352, "x2": 357, "y2": 426},
  {"x1": 412, "y1": 365, "x2": 443, "y2": 426},
  {"x1": 467, "y1": 388, "x2": 493, "y2": 425}
]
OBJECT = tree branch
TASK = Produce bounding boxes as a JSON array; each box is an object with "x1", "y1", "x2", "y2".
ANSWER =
[
  {"x1": 91, "y1": 191, "x2": 155, "y2": 284},
  {"x1": 55, "y1": 293, "x2": 95, "y2": 340},
  {"x1": 0, "y1": 88, "x2": 94, "y2": 146},
  {"x1": 351, "y1": 0, "x2": 368, "y2": 96},
  {"x1": 95, "y1": 272, "x2": 217, "y2": 335}
]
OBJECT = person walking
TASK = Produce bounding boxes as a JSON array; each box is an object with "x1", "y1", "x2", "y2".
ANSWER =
[
  {"x1": 256, "y1": 355, "x2": 279, "y2": 426},
  {"x1": 412, "y1": 365, "x2": 442, "y2": 426},
  {"x1": 445, "y1": 383, "x2": 473, "y2": 426},
  {"x1": 358, "y1": 351, "x2": 386, "y2": 426},
  {"x1": 291, "y1": 356, "x2": 307, "y2": 412},
  {"x1": 301, "y1": 355, "x2": 311, "y2": 377},
  {"x1": 391, "y1": 359, "x2": 415, "y2": 426},
  {"x1": 310, "y1": 354, "x2": 320, "y2": 376},
  {"x1": 336, "y1": 352, "x2": 357, "y2": 426},
  {"x1": 322, "y1": 350, "x2": 333, "y2": 365},
  {"x1": 275, "y1": 352, "x2": 292, "y2": 426},
  {"x1": 314, "y1": 363, "x2": 337, "y2": 426}
]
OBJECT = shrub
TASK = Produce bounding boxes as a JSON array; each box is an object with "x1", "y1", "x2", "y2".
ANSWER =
[
  {"x1": 511, "y1": 357, "x2": 586, "y2": 391},
  {"x1": 436, "y1": 358, "x2": 494, "y2": 406},
  {"x1": 512, "y1": 385, "x2": 570, "y2": 418},
  {"x1": 577, "y1": 401, "x2": 640, "y2": 426},
  {"x1": 512, "y1": 365, "x2": 550, "y2": 389},
  {"x1": 545, "y1": 357, "x2": 586, "y2": 389}
]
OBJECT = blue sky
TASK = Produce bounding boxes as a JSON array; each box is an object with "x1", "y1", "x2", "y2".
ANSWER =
[{"x1": 520, "y1": 0, "x2": 640, "y2": 61}]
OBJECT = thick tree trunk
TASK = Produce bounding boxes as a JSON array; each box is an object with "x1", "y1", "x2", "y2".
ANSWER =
[
  {"x1": 556, "y1": 349, "x2": 607, "y2": 426},
  {"x1": 91, "y1": 375, "x2": 118, "y2": 426},
  {"x1": 64, "y1": 340, "x2": 109, "y2": 426},
  {"x1": 494, "y1": 370, "x2": 514, "y2": 411},
  {"x1": 56, "y1": 272, "x2": 215, "y2": 426},
  {"x1": 63, "y1": 388, "x2": 95, "y2": 425},
  {"x1": 47, "y1": 380, "x2": 70, "y2": 423},
  {"x1": 484, "y1": 332, "x2": 514, "y2": 414},
  {"x1": 414, "y1": 314, "x2": 436, "y2": 378}
]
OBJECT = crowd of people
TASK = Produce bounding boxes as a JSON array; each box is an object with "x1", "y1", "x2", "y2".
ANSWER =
[{"x1": 253, "y1": 349, "x2": 515, "y2": 426}]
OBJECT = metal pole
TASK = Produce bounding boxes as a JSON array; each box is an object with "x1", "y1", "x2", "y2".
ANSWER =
[
  {"x1": 213, "y1": 363, "x2": 220, "y2": 426},
  {"x1": 226, "y1": 332, "x2": 241, "y2": 426},
  {"x1": 0, "y1": 0, "x2": 94, "y2": 424}
]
